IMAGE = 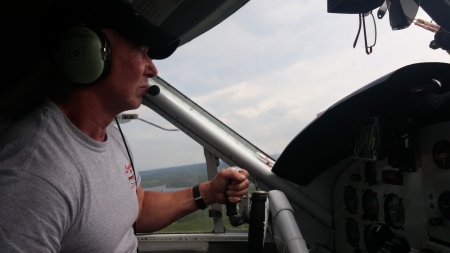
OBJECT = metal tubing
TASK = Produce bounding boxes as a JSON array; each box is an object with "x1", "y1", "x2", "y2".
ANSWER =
[
  {"x1": 142, "y1": 82, "x2": 332, "y2": 228},
  {"x1": 268, "y1": 190, "x2": 309, "y2": 253}
]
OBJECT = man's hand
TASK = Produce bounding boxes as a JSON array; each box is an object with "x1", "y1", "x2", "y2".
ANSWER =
[{"x1": 200, "y1": 167, "x2": 250, "y2": 205}]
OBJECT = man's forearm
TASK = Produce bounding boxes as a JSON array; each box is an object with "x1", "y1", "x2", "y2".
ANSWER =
[{"x1": 135, "y1": 185, "x2": 202, "y2": 233}]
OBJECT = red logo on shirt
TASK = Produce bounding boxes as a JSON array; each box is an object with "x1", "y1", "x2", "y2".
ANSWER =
[{"x1": 124, "y1": 163, "x2": 136, "y2": 189}]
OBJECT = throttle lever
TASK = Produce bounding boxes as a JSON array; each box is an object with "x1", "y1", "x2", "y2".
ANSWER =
[
  {"x1": 226, "y1": 166, "x2": 247, "y2": 226},
  {"x1": 226, "y1": 199, "x2": 238, "y2": 216}
]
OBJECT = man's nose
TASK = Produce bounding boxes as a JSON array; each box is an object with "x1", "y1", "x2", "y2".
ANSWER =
[{"x1": 146, "y1": 58, "x2": 158, "y2": 78}]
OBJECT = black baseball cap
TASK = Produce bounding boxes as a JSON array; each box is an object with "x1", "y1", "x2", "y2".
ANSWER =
[{"x1": 46, "y1": 0, "x2": 180, "y2": 60}]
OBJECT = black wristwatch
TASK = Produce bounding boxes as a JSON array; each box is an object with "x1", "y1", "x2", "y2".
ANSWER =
[{"x1": 192, "y1": 184, "x2": 207, "y2": 210}]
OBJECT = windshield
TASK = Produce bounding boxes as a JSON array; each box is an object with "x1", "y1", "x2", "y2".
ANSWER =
[{"x1": 123, "y1": 0, "x2": 448, "y2": 172}]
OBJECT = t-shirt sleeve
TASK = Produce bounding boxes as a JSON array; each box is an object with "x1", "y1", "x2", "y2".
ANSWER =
[{"x1": 0, "y1": 170, "x2": 71, "y2": 253}]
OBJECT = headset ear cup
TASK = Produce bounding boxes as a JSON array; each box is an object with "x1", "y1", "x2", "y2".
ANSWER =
[{"x1": 55, "y1": 26, "x2": 110, "y2": 85}]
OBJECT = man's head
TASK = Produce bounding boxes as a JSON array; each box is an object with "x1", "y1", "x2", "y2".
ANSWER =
[
  {"x1": 46, "y1": 0, "x2": 180, "y2": 86},
  {"x1": 51, "y1": 26, "x2": 160, "y2": 116}
]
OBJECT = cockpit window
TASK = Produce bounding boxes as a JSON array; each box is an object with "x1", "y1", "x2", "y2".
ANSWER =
[{"x1": 153, "y1": 1, "x2": 448, "y2": 160}]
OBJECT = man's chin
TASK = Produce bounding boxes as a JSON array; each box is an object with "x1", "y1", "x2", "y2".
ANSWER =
[{"x1": 131, "y1": 98, "x2": 143, "y2": 110}]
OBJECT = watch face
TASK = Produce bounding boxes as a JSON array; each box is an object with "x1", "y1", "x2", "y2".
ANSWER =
[
  {"x1": 433, "y1": 140, "x2": 450, "y2": 169},
  {"x1": 345, "y1": 185, "x2": 358, "y2": 214}
]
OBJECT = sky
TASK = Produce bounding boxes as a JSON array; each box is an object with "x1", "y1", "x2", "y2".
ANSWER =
[{"x1": 121, "y1": 0, "x2": 449, "y2": 171}]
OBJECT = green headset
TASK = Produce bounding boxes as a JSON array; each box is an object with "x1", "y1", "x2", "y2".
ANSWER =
[{"x1": 54, "y1": 25, "x2": 111, "y2": 85}]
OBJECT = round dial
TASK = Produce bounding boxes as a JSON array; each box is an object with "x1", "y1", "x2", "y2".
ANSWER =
[
  {"x1": 364, "y1": 223, "x2": 393, "y2": 253},
  {"x1": 362, "y1": 189, "x2": 379, "y2": 221},
  {"x1": 384, "y1": 193, "x2": 405, "y2": 229},
  {"x1": 346, "y1": 217, "x2": 360, "y2": 248},
  {"x1": 345, "y1": 185, "x2": 358, "y2": 214},
  {"x1": 433, "y1": 140, "x2": 450, "y2": 169}
]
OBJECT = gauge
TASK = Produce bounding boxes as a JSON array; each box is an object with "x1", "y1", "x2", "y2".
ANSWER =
[
  {"x1": 433, "y1": 140, "x2": 450, "y2": 169},
  {"x1": 364, "y1": 161, "x2": 377, "y2": 186},
  {"x1": 438, "y1": 191, "x2": 450, "y2": 220},
  {"x1": 364, "y1": 223, "x2": 393, "y2": 253},
  {"x1": 346, "y1": 217, "x2": 360, "y2": 248},
  {"x1": 384, "y1": 193, "x2": 405, "y2": 229},
  {"x1": 362, "y1": 189, "x2": 379, "y2": 221},
  {"x1": 344, "y1": 185, "x2": 358, "y2": 214}
]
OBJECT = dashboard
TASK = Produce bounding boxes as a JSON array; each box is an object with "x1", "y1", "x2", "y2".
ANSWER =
[
  {"x1": 272, "y1": 62, "x2": 450, "y2": 253},
  {"x1": 334, "y1": 120, "x2": 450, "y2": 252}
]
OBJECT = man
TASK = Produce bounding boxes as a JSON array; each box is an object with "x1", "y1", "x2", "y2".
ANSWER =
[{"x1": 0, "y1": 0, "x2": 249, "y2": 252}]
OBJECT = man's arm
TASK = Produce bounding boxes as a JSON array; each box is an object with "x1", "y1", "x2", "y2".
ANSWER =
[{"x1": 135, "y1": 168, "x2": 249, "y2": 233}]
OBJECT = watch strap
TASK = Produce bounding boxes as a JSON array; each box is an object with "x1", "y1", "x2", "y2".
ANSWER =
[{"x1": 192, "y1": 184, "x2": 207, "y2": 210}]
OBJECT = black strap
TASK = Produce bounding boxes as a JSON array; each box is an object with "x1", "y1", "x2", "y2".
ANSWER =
[{"x1": 192, "y1": 185, "x2": 207, "y2": 210}]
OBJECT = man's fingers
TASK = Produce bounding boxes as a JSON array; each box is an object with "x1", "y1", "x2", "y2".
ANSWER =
[{"x1": 227, "y1": 167, "x2": 248, "y2": 180}]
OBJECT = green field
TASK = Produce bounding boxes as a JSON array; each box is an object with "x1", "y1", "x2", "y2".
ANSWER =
[
  {"x1": 139, "y1": 162, "x2": 251, "y2": 233},
  {"x1": 139, "y1": 163, "x2": 211, "y2": 189}
]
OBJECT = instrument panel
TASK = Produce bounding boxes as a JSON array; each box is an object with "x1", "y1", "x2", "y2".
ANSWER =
[{"x1": 334, "y1": 120, "x2": 450, "y2": 253}]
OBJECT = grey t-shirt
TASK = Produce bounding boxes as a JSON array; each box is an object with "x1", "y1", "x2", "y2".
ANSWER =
[{"x1": 0, "y1": 100, "x2": 141, "y2": 252}]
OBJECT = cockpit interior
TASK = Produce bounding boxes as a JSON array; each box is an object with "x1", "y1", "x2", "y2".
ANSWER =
[{"x1": 1, "y1": 0, "x2": 449, "y2": 253}]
